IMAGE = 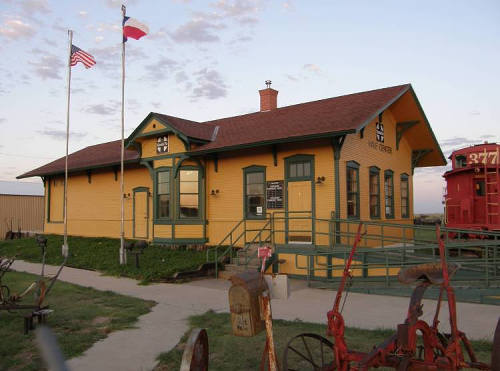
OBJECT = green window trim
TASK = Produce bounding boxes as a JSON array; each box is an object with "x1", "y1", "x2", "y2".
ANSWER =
[
  {"x1": 369, "y1": 166, "x2": 381, "y2": 219},
  {"x1": 285, "y1": 154, "x2": 314, "y2": 181},
  {"x1": 400, "y1": 173, "x2": 410, "y2": 219},
  {"x1": 154, "y1": 166, "x2": 172, "y2": 221},
  {"x1": 346, "y1": 161, "x2": 360, "y2": 219},
  {"x1": 176, "y1": 165, "x2": 203, "y2": 220},
  {"x1": 384, "y1": 169, "x2": 395, "y2": 219},
  {"x1": 243, "y1": 165, "x2": 267, "y2": 220}
]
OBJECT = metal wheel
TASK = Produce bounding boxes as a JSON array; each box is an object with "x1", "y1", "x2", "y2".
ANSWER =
[
  {"x1": 180, "y1": 328, "x2": 209, "y2": 371},
  {"x1": 282, "y1": 333, "x2": 335, "y2": 371}
]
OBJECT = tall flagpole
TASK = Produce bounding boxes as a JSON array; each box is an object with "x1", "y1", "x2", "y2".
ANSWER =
[
  {"x1": 119, "y1": 5, "x2": 127, "y2": 264},
  {"x1": 62, "y1": 30, "x2": 72, "y2": 258}
]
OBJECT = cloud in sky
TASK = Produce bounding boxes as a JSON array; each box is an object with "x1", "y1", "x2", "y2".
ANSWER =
[
  {"x1": 21, "y1": 0, "x2": 51, "y2": 15},
  {"x1": 78, "y1": 10, "x2": 88, "y2": 17},
  {"x1": 37, "y1": 128, "x2": 88, "y2": 141},
  {"x1": 170, "y1": 0, "x2": 262, "y2": 44},
  {"x1": 0, "y1": 18, "x2": 35, "y2": 40},
  {"x1": 28, "y1": 50, "x2": 64, "y2": 80},
  {"x1": 0, "y1": 118, "x2": 6, "y2": 124},
  {"x1": 211, "y1": 0, "x2": 261, "y2": 23},
  {"x1": 439, "y1": 136, "x2": 482, "y2": 149},
  {"x1": 282, "y1": 1, "x2": 294, "y2": 11},
  {"x1": 83, "y1": 101, "x2": 120, "y2": 116},
  {"x1": 303, "y1": 63, "x2": 321, "y2": 74},
  {"x1": 190, "y1": 68, "x2": 227, "y2": 100},
  {"x1": 144, "y1": 56, "x2": 179, "y2": 81},
  {"x1": 170, "y1": 19, "x2": 225, "y2": 43}
]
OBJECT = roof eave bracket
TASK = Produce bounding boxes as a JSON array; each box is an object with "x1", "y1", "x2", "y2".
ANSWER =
[
  {"x1": 412, "y1": 149, "x2": 433, "y2": 174},
  {"x1": 396, "y1": 120, "x2": 419, "y2": 150}
]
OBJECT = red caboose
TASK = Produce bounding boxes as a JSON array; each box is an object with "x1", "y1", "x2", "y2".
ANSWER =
[{"x1": 444, "y1": 143, "x2": 500, "y2": 233}]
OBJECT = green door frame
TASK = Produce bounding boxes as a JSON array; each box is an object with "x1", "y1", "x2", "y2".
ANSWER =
[
  {"x1": 284, "y1": 154, "x2": 316, "y2": 245},
  {"x1": 133, "y1": 186, "x2": 150, "y2": 239}
]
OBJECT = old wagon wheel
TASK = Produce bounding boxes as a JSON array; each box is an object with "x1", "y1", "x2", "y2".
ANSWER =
[
  {"x1": 282, "y1": 333, "x2": 335, "y2": 371},
  {"x1": 180, "y1": 328, "x2": 209, "y2": 371}
]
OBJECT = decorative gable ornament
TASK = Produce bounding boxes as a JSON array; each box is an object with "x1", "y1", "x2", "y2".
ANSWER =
[
  {"x1": 376, "y1": 122, "x2": 384, "y2": 143},
  {"x1": 157, "y1": 135, "x2": 168, "y2": 153}
]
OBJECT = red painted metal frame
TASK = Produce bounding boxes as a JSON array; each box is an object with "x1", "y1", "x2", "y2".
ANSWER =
[
  {"x1": 325, "y1": 223, "x2": 491, "y2": 370},
  {"x1": 444, "y1": 143, "x2": 500, "y2": 232}
]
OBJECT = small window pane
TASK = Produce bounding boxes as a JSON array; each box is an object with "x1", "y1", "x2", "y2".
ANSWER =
[
  {"x1": 158, "y1": 195, "x2": 170, "y2": 218},
  {"x1": 180, "y1": 194, "x2": 199, "y2": 218},
  {"x1": 290, "y1": 164, "x2": 297, "y2": 178},
  {"x1": 385, "y1": 174, "x2": 394, "y2": 218},
  {"x1": 180, "y1": 170, "x2": 198, "y2": 182},
  {"x1": 247, "y1": 183, "x2": 264, "y2": 195},
  {"x1": 245, "y1": 168, "x2": 265, "y2": 218},
  {"x1": 247, "y1": 172, "x2": 264, "y2": 184},
  {"x1": 303, "y1": 162, "x2": 311, "y2": 177},
  {"x1": 296, "y1": 163, "x2": 303, "y2": 177},
  {"x1": 369, "y1": 171, "x2": 380, "y2": 218},
  {"x1": 158, "y1": 182, "x2": 169, "y2": 195},
  {"x1": 157, "y1": 170, "x2": 171, "y2": 219},
  {"x1": 180, "y1": 181, "x2": 198, "y2": 194},
  {"x1": 158, "y1": 172, "x2": 169, "y2": 183}
]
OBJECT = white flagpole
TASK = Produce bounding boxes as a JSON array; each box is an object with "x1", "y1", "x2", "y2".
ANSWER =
[
  {"x1": 62, "y1": 30, "x2": 72, "y2": 258},
  {"x1": 119, "y1": 5, "x2": 127, "y2": 264}
]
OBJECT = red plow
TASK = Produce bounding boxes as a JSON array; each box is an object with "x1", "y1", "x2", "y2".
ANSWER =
[{"x1": 282, "y1": 223, "x2": 500, "y2": 370}]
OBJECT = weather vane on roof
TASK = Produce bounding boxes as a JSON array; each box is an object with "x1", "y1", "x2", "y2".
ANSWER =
[{"x1": 265, "y1": 80, "x2": 272, "y2": 88}]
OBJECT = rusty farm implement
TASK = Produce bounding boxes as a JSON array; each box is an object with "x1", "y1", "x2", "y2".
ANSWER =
[
  {"x1": 0, "y1": 235, "x2": 67, "y2": 333},
  {"x1": 281, "y1": 222, "x2": 499, "y2": 370}
]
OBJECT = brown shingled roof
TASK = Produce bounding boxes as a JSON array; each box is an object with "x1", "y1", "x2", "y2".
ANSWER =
[
  {"x1": 192, "y1": 84, "x2": 410, "y2": 153},
  {"x1": 17, "y1": 140, "x2": 140, "y2": 179},
  {"x1": 18, "y1": 84, "x2": 418, "y2": 179},
  {"x1": 153, "y1": 113, "x2": 216, "y2": 141}
]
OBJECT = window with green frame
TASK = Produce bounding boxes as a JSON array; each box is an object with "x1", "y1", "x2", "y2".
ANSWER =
[
  {"x1": 369, "y1": 166, "x2": 380, "y2": 218},
  {"x1": 156, "y1": 169, "x2": 171, "y2": 219},
  {"x1": 384, "y1": 170, "x2": 394, "y2": 218},
  {"x1": 401, "y1": 173, "x2": 409, "y2": 218},
  {"x1": 178, "y1": 169, "x2": 200, "y2": 218},
  {"x1": 244, "y1": 166, "x2": 266, "y2": 219},
  {"x1": 289, "y1": 161, "x2": 311, "y2": 179},
  {"x1": 346, "y1": 161, "x2": 360, "y2": 219}
]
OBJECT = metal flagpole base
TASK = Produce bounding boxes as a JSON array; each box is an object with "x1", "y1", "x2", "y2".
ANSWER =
[
  {"x1": 61, "y1": 244, "x2": 69, "y2": 258},
  {"x1": 119, "y1": 238, "x2": 127, "y2": 265}
]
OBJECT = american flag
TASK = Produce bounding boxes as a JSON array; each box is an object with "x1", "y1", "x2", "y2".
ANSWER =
[{"x1": 70, "y1": 44, "x2": 96, "y2": 69}]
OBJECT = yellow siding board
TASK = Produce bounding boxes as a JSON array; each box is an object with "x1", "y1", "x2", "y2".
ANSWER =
[
  {"x1": 44, "y1": 167, "x2": 152, "y2": 239},
  {"x1": 175, "y1": 224, "x2": 203, "y2": 238},
  {"x1": 155, "y1": 224, "x2": 172, "y2": 238}
]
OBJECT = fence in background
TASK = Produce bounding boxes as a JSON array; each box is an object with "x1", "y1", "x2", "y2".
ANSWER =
[{"x1": 0, "y1": 194, "x2": 44, "y2": 239}]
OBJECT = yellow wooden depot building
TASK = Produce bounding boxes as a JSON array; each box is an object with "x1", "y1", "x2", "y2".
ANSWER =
[{"x1": 19, "y1": 83, "x2": 445, "y2": 277}]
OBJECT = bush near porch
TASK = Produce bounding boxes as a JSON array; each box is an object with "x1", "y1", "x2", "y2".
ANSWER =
[{"x1": 0, "y1": 235, "x2": 211, "y2": 283}]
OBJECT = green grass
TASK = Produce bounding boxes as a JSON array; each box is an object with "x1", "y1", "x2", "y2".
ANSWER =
[
  {"x1": 155, "y1": 311, "x2": 493, "y2": 370},
  {"x1": 0, "y1": 271, "x2": 154, "y2": 371},
  {"x1": 0, "y1": 235, "x2": 211, "y2": 283}
]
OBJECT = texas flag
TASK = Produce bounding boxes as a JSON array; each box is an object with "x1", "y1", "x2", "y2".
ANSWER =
[{"x1": 123, "y1": 16, "x2": 149, "y2": 41}]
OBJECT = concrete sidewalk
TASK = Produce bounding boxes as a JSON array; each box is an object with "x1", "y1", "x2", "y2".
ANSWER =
[{"x1": 12, "y1": 261, "x2": 499, "y2": 371}]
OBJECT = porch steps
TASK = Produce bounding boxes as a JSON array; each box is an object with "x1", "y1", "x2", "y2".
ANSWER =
[
  {"x1": 218, "y1": 243, "x2": 264, "y2": 279},
  {"x1": 219, "y1": 263, "x2": 260, "y2": 280}
]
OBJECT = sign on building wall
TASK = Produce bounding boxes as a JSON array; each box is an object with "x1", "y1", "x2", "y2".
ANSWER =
[
  {"x1": 376, "y1": 122, "x2": 384, "y2": 142},
  {"x1": 266, "y1": 180, "x2": 284, "y2": 209},
  {"x1": 156, "y1": 135, "x2": 168, "y2": 153}
]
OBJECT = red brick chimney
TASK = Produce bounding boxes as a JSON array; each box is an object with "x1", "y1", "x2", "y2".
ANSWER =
[{"x1": 259, "y1": 80, "x2": 278, "y2": 111}]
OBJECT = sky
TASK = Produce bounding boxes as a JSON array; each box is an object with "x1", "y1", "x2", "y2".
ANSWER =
[{"x1": 0, "y1": 0, "x2": 499, "y2": 213}]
